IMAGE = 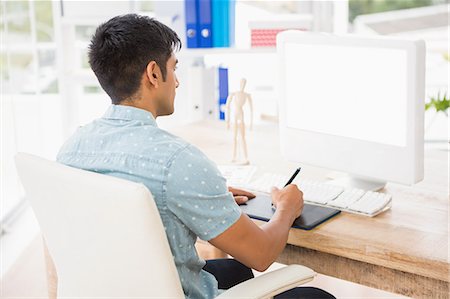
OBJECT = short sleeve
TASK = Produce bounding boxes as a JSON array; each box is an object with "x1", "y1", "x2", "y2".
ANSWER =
[{"x1": 165, "y1": 145, "x2": 242, "y2": 241}]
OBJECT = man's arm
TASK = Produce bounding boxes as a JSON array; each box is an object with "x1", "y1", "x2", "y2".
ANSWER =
[{"x1": 209, "y1": 185, "x2": 303, "y2": 272}]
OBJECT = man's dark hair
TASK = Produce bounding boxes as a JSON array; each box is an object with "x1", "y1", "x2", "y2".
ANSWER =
[{"x1": 88, "y1": 14, "x2": 181, "y2": 104}]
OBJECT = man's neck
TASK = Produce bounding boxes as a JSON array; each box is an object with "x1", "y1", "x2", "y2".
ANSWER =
[{"x1": 119, "y1": 101, "x2": 158, "y2": 119}]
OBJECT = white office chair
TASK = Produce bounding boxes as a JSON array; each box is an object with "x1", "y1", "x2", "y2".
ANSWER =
[{"x1": 15, "y1": 153, "x2": 316, "y2": 298}]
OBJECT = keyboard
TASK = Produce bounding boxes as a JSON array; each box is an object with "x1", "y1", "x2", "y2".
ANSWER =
[{"x1": 245, "y1": 173, "x2": 392, "y2": 217}]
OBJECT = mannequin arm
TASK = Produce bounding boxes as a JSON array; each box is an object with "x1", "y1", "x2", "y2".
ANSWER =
[
  {"x1": 248, "y1": 94, "x2": 253, "y2": 130},
  {"x1": 225, "y1": 93, "x2": 233, "y2": 129}
]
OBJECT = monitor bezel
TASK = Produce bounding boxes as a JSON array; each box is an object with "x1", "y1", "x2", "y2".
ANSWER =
[{"x1": 276, "y1": 31, "x2": 425, "y2": 185}]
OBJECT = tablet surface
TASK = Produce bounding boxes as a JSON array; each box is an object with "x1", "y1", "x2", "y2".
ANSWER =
[{"x1": 240, "y1": 192, "x2": 341, "y2": 230}]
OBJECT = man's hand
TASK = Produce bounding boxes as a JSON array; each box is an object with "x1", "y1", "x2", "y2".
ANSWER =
[
  {"x1": 271, "y1": 185, "x2": 304, "y2": 221},
  {"x1": 228, "y1": 186, "x2": 256, "y2": 205},
  {"x1": 210, "y1": 184, "x2": 304, "y2": 272}
]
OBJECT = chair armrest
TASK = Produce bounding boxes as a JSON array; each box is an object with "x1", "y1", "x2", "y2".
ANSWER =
[{"x1": 216, "y1": 264, "x2": 316, "y2": 299}]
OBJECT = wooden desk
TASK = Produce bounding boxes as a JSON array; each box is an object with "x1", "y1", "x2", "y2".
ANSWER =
[{"x1": 169, "y1": 120, "x2": 449, "y2": 299}]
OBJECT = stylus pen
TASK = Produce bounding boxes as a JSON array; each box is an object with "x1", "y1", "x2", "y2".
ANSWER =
[
  {"x1": 271, "y1": 167, "x2": 302, "y2": 208},
  {"x1": 284, "y1": 167, "x2": 302, "y2": 187}
]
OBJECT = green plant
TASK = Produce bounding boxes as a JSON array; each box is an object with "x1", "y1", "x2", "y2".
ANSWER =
[
  {"x1": 444, "y1": 52, "x2": 450, "y2": 62},
  {"x1": 425, "y1": 92, "x2": 449, "y2": 117}
]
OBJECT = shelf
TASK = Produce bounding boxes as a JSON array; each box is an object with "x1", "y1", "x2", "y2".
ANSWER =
[{"x1": 178, "y1": 47, "x2": 276, "y2": 58}]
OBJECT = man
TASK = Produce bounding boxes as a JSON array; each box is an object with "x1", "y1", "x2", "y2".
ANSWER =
[{"x1": 57, "y1": 14, "x2": 334, "y2": 299}]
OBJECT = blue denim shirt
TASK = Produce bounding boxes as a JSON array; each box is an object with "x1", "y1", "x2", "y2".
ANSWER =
[{"x1": 57, "y1": 105, "x2": 242, "y2": 298}]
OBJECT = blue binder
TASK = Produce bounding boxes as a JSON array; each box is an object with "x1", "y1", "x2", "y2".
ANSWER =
[
  {"x1": 212, "y1": 0, "x2": 235, "y2": 47},
  {"x1": 228, "y1": 0, "x2": 235, "y2": 47},
  {"x1": 218, "y1": 67, "x2": 228, "y2": 120},
  {"x1": 198, "y1": 0, "x2": 212, "y2": 48},
  {"x1": 185, "y1": 0, "x2": 199, "y2": 48},
  {"x1": 212, "y1": 0, "x2": 228, "y2": 47}
]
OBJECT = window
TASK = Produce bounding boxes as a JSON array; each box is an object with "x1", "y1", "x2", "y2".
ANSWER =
[{"x1": 1, "y1": 0, "x2": 62, "y2": 223}]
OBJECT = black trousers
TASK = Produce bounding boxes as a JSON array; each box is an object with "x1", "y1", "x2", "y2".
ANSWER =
[{"x1": 204, "y1": 259, "x2": 336, "y2": 299}]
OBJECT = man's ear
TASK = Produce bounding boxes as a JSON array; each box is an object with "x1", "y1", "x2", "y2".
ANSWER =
[{"x1": 146, "y1": 61, "x2": 159, "y2": 88}]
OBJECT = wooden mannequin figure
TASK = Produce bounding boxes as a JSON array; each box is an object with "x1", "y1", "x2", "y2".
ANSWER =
[{"x1": 226, "y1": 78, "x2": 253, "y2": 165}]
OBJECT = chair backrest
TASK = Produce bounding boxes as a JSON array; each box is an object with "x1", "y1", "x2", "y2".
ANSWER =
[{"x1": 15, "y1": 153, "x2": 184, "y2": 298}]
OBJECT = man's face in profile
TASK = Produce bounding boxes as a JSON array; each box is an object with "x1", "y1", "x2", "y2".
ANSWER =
[{"x1": 157, "y1": 54, "x2": 179, "y2": 116}]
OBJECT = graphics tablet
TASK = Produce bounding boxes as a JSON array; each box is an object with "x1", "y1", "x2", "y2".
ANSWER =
[{"x1": 240, "y1": 192, "x2": 340, "y2": 230}]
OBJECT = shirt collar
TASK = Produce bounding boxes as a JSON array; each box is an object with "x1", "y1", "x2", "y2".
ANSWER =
[{"x1": 102, "y1": 105, "x2": 158, "y2": 127}]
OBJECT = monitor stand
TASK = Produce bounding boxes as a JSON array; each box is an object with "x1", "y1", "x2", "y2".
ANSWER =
[{"x1": 329, "y1": 176, "x2": 386, "y2": 191}]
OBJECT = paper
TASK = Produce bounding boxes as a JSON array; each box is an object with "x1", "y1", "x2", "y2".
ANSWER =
[{"x1": 218, "y1": 165, "x2": 257, "y2": 187}]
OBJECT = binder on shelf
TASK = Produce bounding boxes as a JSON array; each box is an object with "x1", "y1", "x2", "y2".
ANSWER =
[
  {"x1": 154, "y1": 1, "x2": 186, "y2": 48},
  {"x1": 198, "y1": 0, "x2": 213, "y2": 48},
  {"x1": 203, "y1": 67, "x2": 217, "y2": 119},
  {"x1": 218, "y1": 67, "x2": 229, "y2": 120},
  {"x1": 187, "y1": 66, "x2": 216, "y2": 122},
  {"x1": 211, "y1": 0, "x2": 235, "y2": 47},
  {"x1": 184, "y1": 0, "x2": 199, "y2": 48},
  {"x1": 228, "y1": 0, "x2": 236, "y2": 47},
  {"x1": 211, "y1": 0, "x2": 228, "y2": 47}
]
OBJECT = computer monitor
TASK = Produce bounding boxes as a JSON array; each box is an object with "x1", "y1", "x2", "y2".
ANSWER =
[{"x1": 276, "y1": 31, "x2": 425, "y2": 190}]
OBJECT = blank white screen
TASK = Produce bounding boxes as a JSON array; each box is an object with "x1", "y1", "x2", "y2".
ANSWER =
[{"x1": 285, "y1": 43, "x2": 407, "y2": 147}]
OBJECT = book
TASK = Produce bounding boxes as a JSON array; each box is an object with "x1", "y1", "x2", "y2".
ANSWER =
[{"x1": 249, "y1": 16, "x2": 312, "y2": 48}]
